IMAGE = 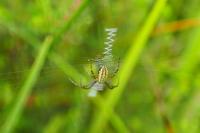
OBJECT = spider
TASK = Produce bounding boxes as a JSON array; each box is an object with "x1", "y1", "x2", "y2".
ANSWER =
[{"x1": 70, "y1": 57, "x2": 119, "y2": 96}]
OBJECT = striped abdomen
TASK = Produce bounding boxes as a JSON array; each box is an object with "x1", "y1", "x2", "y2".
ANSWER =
[{"x1": 98, "y1": 66, "x2": 108, "y2": 83}]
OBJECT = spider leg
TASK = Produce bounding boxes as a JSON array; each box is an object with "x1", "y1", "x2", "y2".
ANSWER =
[
  {"x1": 69, "y1": 78, "x2": 83, "y2": 88},
  {"x1": 82, "y1": 80, "x2": 97, "y2": 89},
  {"x1": 69, "y1": 78, "x2": 94, "y2": 89},
  {"x1": 90, "y1": 63, "x2": 96, "y2": 79},
  {"x1": 110, "y1": 58, "x2": 120, "y2": 78},
  {"x1": 105, "y1": 81, "x2": 118, "y2": 89}
]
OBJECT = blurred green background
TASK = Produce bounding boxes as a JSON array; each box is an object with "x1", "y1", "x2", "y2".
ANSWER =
[{"x1": 0, "y1": 0, "x2": 200, "y2": 133}]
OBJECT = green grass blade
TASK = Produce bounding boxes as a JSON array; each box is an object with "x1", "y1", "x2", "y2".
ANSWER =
[
  {"x1": 89, "y1": 0, "x2": 167, "y2": 132},
  {"x1": 173, "y1": 25, "x2": 200, "y2": 100},
  {"x1": 110, "y1": 113, "x2": 130, "y2": 133},
  {"x1": 1, "y1": 36, "x2": 53, "y2": 133},
  {"x1": 0, "y1": 0, "x2": 91, "y2": 80},
  {"x1": 94, "y1": 97, "x2": 130, "y2": 133},
  {"x1": 51, "y1": 0, "x2": 91, "y2": 46}
]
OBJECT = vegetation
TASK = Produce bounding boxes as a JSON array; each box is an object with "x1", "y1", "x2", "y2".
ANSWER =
[{"x1": 0, "y1": 0, "x2": 200, "y2": 133}]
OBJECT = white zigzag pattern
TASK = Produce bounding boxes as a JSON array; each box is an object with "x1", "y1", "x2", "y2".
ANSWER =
[{"x1": 103, "y1": 28, "x2": 117, "y2": 58}]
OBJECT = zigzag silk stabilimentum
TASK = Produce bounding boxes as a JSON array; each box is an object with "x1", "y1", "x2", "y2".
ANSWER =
[{"x1": 88, "y1": 28, "x2": 117, "y2": 97}]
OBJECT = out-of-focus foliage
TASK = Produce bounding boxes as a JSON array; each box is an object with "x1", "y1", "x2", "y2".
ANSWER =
[{"x1": 0, "y1": 0, "x2": 200, "y2": 133}]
